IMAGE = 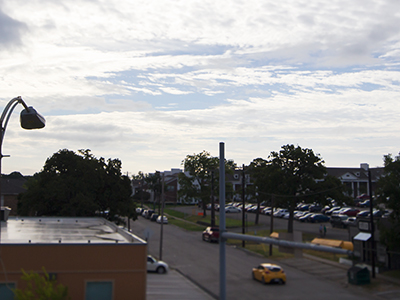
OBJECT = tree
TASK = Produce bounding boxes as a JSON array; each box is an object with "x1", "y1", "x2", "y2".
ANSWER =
[
  {"x1": 178, "y1": 150, "x2": 236, "y2": 216},
  {"x1": 376, "y1": 154, "x2": 400, "y2": 252},
  {"x1": 145, "y1": 171, "x2": 162, "y2": 212},
  {"x1": 266, "y1": 144, "x2": 327, "y2": 233},
  {"x1": 18, "y1": 149, "x2": 136, "y2": 223},
  {"x1": 248, "y1": 158, "x2": 271, "y2": 225},
  {"x1": 13, "y1": 268, "x2": 69, "y2": 300}
]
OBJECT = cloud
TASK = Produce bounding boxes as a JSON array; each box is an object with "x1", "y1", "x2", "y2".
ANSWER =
[
  {"x1": 1, "y1": 0, "x2": 400, "y2": 176},
  {"x1": 0, "y1": 8, "x2": 27, "y2": 49}
]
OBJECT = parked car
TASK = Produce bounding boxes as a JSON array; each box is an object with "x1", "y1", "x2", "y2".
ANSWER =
[
  {"x1": 294, "y1": 211, "x2": 308, "y2": 220},
  {"x1": 225, "y1": 206, "x2": 241, "y2": 213},
  {"x1": 330, "y1": 215, "x2": 349, "y2": 228},
  {"x1": 308, "y1": 214, "x2": 330, "y2": 223},
  {"x1": 156, "y1": 215, "x2": 168, "y2": 224},
  {"x1": 144, "y1": 209, "x2": 155, "y2": 219},
  {"x1": 274, "y1": 209, "x2": 289, "y2": 218},
  {"x1": 356, "y1": 193, "x2": 370, "y2": 201},
  {"x1": 325, "y1": 206, "x2": 341, "y2": 215},
  {"x1": 150, "y1": 213, "x2": 159, "y2": 221},
  {"x1": 252, "y1": 263, "x2": 286, "y2": 284},
  {"x1": 299, "y1": 213, "x2": 314, "y2": 222},
  {"x1": 263, "y1": 207, "x2": 275, "y2": 215},
  {"x1": 357, "y1": 200, "x2": 370, "y2": 208},
  {"x1": 202, "y1": 227, "x2": 219, "y2": 243},
  {"x1": 356, "y1": 210, "x2": 369, "y2": 217},
  {"x1": 147, "y1": 255, "x2": 168, "y2": 274},
  {"x1": 309, "y1": 204, "x2": 322, "y2": 212},
  {"x1": 297, "y1": 204, "x2": 310, "y2": 211},
  {"x1": 247, "y1": 206, "x2": 259, "y2": 213},
  {"x1": 340, "y1": 208, "x2": 360, "y2": 217},
  {"x1": 320, "y1": 206, "x2": 331, "y2": 214},
  {"x1": 343, "y1": 217, "x2": 357, "y2": 226},
  {"x1": 136, "y1": 207, "x2": 144, "y2": 215}
]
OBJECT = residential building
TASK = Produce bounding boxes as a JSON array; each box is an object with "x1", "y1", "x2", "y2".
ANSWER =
[{"x1": 326, "y1": 163, "x2": 384, "y2": 199}]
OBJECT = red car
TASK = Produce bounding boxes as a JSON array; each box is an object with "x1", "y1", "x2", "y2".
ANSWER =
[
  {"x1": 202, "y1": 227, "x2": 219, "y2": 243},
  {"x1": 339, "y1": 208, "x2": 360, "y2": 217}
]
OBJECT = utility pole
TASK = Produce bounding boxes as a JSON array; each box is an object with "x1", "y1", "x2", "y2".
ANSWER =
[
  {"x1": 211, "y1": 170, "x2": 215, "y2": 227},
  {"x1": 269, "y1": 195, "x2": 274, "y2": 256},
  {"x1": 242, "y1": 164, "x2": 246, "y2": 248},
  {"x1": 141, "y1": 177, "x2": 144, "y2": 208},
  {"x1": 368, "y1": 169, "x2": 376, "y2": 278},
  {"x1": 219, "y1": 142, "x2": 226, "y2": 300},
  {"x1": 159, "y1": 173, "x2": 165, "y2": 260}
]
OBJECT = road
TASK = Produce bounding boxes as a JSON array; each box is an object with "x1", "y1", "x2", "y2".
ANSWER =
[{"x1": 130, "y1": 211, "x2": 382, "y2": 300}]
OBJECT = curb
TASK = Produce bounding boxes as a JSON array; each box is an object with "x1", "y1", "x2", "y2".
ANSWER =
[{"x1": 174, "y1": 268, "x2": 219, "y2": 300}]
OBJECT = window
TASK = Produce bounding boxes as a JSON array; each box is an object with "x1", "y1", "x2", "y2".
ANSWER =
[
  {"x1": 0, "y1": 283, "x2": 16, "y2": 300},
  {"x1": 85, "y1": 281, "x2": 113, "y2": 300}
]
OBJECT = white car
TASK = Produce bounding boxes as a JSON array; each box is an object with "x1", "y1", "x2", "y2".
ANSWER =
[
  {"x1": 273, "y1": 209, "x2": 289, "y2": 218},
  {"x1": 147, "y1": 255, "x2": 169, "y2": 274},
  {"x1": 225, "y1": 206, "x2": 242, "y2": 213},
  {"x1": 156, "y1": 215, "x2": 168, "y2": 224}
]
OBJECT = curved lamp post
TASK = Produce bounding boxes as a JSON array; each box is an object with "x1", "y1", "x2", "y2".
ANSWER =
[{"x1": 0, "y1": 96, "x2": 45, "y2": 220}]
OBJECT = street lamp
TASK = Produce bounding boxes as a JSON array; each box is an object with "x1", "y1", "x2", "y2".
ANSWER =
[{"x1": 0, "y1": 96, "x2": 45, "y2": 220}]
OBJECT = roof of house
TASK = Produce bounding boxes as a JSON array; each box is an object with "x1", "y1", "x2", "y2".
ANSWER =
[
  {"x1": 1, "y1": 217, "x2": 146, "y2": 245},
  {"x1": 326, "y1": 167, "x2": 384, "y2": 181}
]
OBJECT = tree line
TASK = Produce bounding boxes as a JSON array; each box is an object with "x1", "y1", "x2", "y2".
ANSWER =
[{"x1": 16, "y1": 145, "x2": 399, "y2": 254}]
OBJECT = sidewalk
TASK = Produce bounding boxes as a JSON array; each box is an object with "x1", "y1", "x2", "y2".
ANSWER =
[{"x1": 147, "y1": 270, "x2": 215, "y2": 300}]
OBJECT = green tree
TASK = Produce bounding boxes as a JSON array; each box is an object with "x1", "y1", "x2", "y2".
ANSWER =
[
  {"x1": 145, "y1": 171, "x2": 162, "y2": 212},
  {"x1": 178, "y1": 150, "x2": 236, "y2": 216},
  {"x1": 13, "y1": 268, "x2": 69, "y2": 300},
  {"x1": 18, "y1": 149, "x2": 136, "y2": 223},
  {"x1": 248, "y1": 158, "x2": 271, "y2": 225},
  {"x1": 376, "y1": 154, "x2": 400, "y2": 251},
  {"x1": 132, "y1": 172, "x2": 150, "y2": 206},
  {"x1": 266, "y1": 144, "x2": 327, "y2": 233}
]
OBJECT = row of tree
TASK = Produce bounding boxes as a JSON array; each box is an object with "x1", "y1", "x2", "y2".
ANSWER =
[
  {"x1": 17, "y1": 145, "x2": 399, "y2": 254},
  {"x1": 177, "y1": 144, "x2": 400, "y2": 254},
  {"x1": 177, "y1": 145, "x2": 352, "y2": 234}
]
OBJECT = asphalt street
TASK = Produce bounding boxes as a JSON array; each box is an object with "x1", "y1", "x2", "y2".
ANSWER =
[{"x1": 130, "y1": 209, "x2": 400, "y2": 300}]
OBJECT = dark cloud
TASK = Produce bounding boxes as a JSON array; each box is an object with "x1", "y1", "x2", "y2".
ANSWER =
[{"x1": 0, "y1": 9, "x2": 27, "y2": 48}]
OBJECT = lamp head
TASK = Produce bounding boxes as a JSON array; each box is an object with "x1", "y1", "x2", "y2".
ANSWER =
[{"x1": 20, "y1": 106, "x2": 46, "y2": 129}]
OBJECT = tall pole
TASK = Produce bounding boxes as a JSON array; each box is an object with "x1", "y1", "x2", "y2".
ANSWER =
[
  {"x1": 219, "y1": 142, "x2": 226, "y2": 300},
  {"x1": 368, "y1": 169, "x2": 375, "y2": 278},
  {"x1": 241, "y1": 164, "x2": 245, "y2": 248},
  {"x1": 141, "y1": 177, "x2": 144, "y2": 208},
  {"x1": 269, "y1": 195, "x2": 274, "y2": 256},
  {"x1": 159, "y1": 173, "x2": 165, "y2": 260},
  {"x1": 0, "y1": 97, "x2": 45, "y2": 243},
  {"x1": 211, "y1": 170, "x2": 215, "y2": 227}
]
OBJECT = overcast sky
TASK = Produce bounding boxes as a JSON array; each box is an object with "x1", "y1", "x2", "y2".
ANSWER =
[{"x1": 1, "y1": 0, "x2": 399, "y2": 176}]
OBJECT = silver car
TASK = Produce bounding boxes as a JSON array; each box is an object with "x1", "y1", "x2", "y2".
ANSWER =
[{"x1": 147, "y1": 255, "x2": 169, "y2": 274}]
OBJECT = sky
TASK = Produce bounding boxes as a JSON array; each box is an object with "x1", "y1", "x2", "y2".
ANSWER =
[{"x1": 1, "y1": 0, "x2": 400, "y2": 176}]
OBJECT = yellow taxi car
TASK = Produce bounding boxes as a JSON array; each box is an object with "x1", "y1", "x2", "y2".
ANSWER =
[{"x1": 252, "y1": 263, "x2": 286, "y2": 284}]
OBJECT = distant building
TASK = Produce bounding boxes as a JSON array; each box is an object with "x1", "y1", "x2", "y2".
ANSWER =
[
  {"x1": 0, "y1": 217, "x2": 147, "y2": 300},
  {"x1": 326, "y1": 163, "x2": 384, "y2": 198}
]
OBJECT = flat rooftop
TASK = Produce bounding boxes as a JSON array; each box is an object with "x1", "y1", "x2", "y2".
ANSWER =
[{"x1": 0, "y1": 217, "x2": 146, "y2": 245}]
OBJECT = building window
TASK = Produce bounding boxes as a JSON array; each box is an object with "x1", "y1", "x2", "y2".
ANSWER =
[
  {"x1": 85, "y1": 281, "x2": 113, "y2": 300},
  {"x1": 0, "y1": 283, "x2": 16, "y2": 300}
]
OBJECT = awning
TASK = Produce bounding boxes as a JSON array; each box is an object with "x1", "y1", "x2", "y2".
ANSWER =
[{"x1": 354, "y1": 232, "x2": 371, "y2": 241}]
